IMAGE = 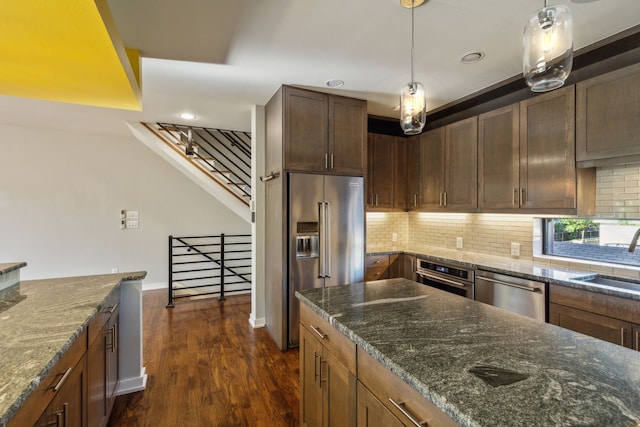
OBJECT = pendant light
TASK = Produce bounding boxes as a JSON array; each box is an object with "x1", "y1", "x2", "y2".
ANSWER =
[
  {"x1": 400, "y1": 0, "x2": 426, "y2": 135},
  {"x1": 523, "y1": 1, "x2": 573, "y2": 92}
]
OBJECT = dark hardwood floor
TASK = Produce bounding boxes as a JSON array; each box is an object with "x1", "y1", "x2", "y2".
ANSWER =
[{"x1": 108, "y1": 290, "x2": 300, "y2": 427}]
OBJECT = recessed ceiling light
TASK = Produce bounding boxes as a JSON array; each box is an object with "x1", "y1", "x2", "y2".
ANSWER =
[
  {"x1": 325, "y1": 79, "x2": 344, "y2": 88},
  {"x1": 180, "y1": 112, "x2": 197, "y2": 120},
  {"x1": 460, "y1": 52, "x2": 485, "y2": 64}
]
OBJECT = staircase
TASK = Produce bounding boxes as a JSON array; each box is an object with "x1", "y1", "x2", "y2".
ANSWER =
[{"x1": 126, "y1": 121, "x2": 252, "y2": 223}]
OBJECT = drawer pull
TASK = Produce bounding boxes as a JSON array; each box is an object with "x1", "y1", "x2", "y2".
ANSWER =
[
  {"x1": 48, "y1": 368, "x2": 72, "y2": 392},
  {"x1": 310, "y1": 325, "x2": 327, "y2": 340},
  {"x1": 389, "y1": 398, "x2": 428, "y2": 427},
  {"x1": 105, "y1": 303, "x2": 119, "y2": 314}
]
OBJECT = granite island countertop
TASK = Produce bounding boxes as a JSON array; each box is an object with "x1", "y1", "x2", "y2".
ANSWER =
[
  {"x1": 297, "y1": 278, "x2": 640, "y2": 427},
  {"x1": 0, "y1": 271, "x2": 146, "y2": 427},
  {"x1": 369, "y1": 246, "x2": 640, "y2": 301},
  {"x1": 0, "y1": 263, "x2": 27, "y2": 276}
]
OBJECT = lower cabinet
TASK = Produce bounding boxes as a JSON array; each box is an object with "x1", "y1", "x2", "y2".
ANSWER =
[
  {"x1": 36, "y1": 355, "x2": 87, "y2": 427},
  {"x1": 8, "y1": 329, "x2": 88, "y2": 427},
  {"x1": 300, "y1": 304, "x2": 458, "y2": 427},
  {"x1": 300, "y1": 304, "x2": 357, "y2": 427},
  {"x1": 365, "y1": 254, "x2": 401, "y2": 281},
  {"x1": 549, "y1": 284, "x2": 640, "y2": 351},
  {"x1": 88, "y1": 299, "x2": 120, "y2": 427},
  {"x1": 357, "y1": 349, "x2": 459, "y2": 427},
  {"x1": 356, "y1": 382, "x2": 403, "y2": 427}
]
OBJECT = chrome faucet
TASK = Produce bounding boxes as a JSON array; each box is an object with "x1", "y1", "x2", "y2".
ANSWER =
[{"x1": 629, "y1": 228, "x2": 640, "y2": 252}]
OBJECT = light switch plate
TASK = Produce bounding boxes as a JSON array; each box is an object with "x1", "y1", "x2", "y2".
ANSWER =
[
  {"x1": 392, "y1": 232, "x2": 398, "y2": 242},
  {"x1": 456, "y1": 237, "x2": 463, "y2": 249},
  {"x1": 511, "y1": 242, "x2": 520, "y2": 257}
]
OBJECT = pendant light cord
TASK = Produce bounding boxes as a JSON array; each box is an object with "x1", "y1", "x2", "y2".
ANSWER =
[{"x1": 410, "y1": 0, "x2": 415, "y2": 85}]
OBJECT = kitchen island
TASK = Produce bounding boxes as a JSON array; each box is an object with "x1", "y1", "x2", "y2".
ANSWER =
[
  {"x1": 297, "y1": 278, "x2": 640, "y2": 426},
  {"x1": 0, "y1": 271, "x2": 147, "y2": 427}
]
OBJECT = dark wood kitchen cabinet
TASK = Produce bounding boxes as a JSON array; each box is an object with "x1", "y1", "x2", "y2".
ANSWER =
[
  {"x1": 479, "y1": 86, "x2": 595, "y2": 215},
  {"x1": 273, "y1": 85, "x2": 367, "y2": 175},
  {"x1": 549, "y1": 284, "x2": 640, "y2": 351},
  {"x1": 405, "y1": 136, "x2": 420, "y2": 210},
  {"x1": 519, "y1": 85, "x2": 577, "y2": 211},
  {"x1": 365, "y1": 254, "x2": 401, "y2": 281},
  {"x1": 478, "y1": 104, "x2": 520, "y2": 210},
  {"x1": 88, "y1": 290, "x2": 120, "y2": 427},
  {"x1": 576, "y1": 62, "x2": 640, "y2": 167},
  {"x1": 36, "y1": 356, "x2": 87, "y2": 427},
  {"x1": 8, "y1": 330, "x2": 88, "y2": 427},
  {"x1": 300, "y1": 304, "x2": 357, "y2": 427},
  {"x1": 367, "y1": 133, "x2": 408, "y2": 211},
  {"x1": 418, "y1": 116, "x2": 477, "y2": 211},
  {"x1": 356, "y1": 382, "x2": 404, "y2": 427}
]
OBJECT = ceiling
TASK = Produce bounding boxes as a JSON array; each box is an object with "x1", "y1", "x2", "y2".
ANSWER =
[{"x1": 0, "y1": 0, "x2": 638, "y2": 136}]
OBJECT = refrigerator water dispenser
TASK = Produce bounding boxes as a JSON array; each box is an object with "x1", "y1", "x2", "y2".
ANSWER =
[{"x1": 295, "y1": 222, "x2": 319, "y2": 259}]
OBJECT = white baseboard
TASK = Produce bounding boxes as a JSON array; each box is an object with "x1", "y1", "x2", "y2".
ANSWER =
[
  {"x1": 116, "y1": 367, "x2": 148, "y2": 395},
  {"x1": 142, "y1": 282, "x2": 167, "y2": 291},
  {"x1": 249, "y1": 316, "x2": 265, "y2": 328}
]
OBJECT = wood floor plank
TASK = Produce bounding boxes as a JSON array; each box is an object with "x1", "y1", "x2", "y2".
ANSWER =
[{"x1": 108, "y1": 290, "x2": 300, "y2": 427}]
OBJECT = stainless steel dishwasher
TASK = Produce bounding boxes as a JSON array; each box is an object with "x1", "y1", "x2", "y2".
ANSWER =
[{"x1": 475, "y1": 270, "x2": 547, "y2": 321}]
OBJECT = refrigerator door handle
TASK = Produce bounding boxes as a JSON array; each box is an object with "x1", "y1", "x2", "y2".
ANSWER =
[
  {"x1": 318, "y1": 202, "x2": 326, "y2": 278},
  {"x1": 325, "y1": 202, "x2": 331, "y2": 278}
]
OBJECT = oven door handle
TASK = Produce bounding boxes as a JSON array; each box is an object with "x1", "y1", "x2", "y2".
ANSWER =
[
  {"x1": 477, "y1": 276, "x2": 543, "y2": 293},
  {"x1": 418, "y1": 271, "x2": 468, "y2": 289}
]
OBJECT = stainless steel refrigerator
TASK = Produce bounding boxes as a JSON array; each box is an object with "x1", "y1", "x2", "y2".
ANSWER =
[{"x1": 286, "y1": 172, "x2": 365, "y2": 348}]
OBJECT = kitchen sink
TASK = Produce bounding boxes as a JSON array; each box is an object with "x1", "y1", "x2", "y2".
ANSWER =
[{"x1": 571, "y1": 274, "x2": 640, "y2": 293}]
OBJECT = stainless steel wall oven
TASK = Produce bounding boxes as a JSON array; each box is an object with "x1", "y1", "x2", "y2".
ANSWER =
[{"x1": 416, "y1": 259, "x2": 474, "y2": 299}]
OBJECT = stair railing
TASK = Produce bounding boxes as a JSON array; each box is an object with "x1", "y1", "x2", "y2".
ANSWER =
[{"x1": 168, "y1": 234, "x2": 252, "y2": 306}]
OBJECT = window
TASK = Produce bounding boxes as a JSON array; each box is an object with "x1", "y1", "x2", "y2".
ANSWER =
[{"x1": 543, "y1": 219, "x2": 640, "y2": 267}]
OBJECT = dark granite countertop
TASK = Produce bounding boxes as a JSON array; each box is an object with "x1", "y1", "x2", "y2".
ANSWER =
[
  {"x1": 297, "y1": 279, "x2": 640, "y2": 427},
  {"x1": 0, "y1": 271, "x2": 146, "y2": 427},
  {"x1": 368, "y1": 247, "x2": 640, "y2": 301}
]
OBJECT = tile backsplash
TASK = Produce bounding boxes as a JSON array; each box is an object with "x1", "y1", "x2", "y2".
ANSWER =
[{"x1": 595, "y1": 164, "x2": 640, "y2": 218}]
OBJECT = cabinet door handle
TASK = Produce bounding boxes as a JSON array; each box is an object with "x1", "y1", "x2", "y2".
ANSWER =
[
  {"x1": 313, "y1": 351, "x2": 320, "y2": 384},
  {"x1": 513, "y1": 188, "x2": 518, "y2": 205},
  {"x1": 105, "y1": 303, "x2": 119, "y2": 315},
  {"x1": 635, "y1": 330, "x2": 639, "y2": 351},
  {"x1": 325, "y1": 153, "x2": 328, "y2": 169},
  {"x1": 330, "y1": 154, "x2": 334, "y2": 169},
  {"x1": 48, "y1": 368, "x2": 72, "y2": 392},
  {"x1": 444, "y1": 192, "x2": 447, "y2": 207},
  {"x1": 62, "y1": 402, "x2": 68, "y2": 427},
  {"x1": 310, "y1": 325, "x2": 327, "y2": 340},
  {"x1": 414, "y1": 194, "x2": 418, "y2": 207},
  {"x1": 520, "y1": 188, "x2": 526, "y2": 206},
  {"x1": 388, "y1": 398, "x2": 428, "y2": 426},
  {"x1": 375, "y1": 194, "x2": 378, "y2": 206},
  {"x1": 620, "y1": 327, "x2": 627, "y2": 346},
  {"x1": 439, "y1": 193, "x2": 443, "y2": 207}
]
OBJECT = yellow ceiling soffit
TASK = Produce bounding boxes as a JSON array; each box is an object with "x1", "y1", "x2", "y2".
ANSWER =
[{"x1": 0, "y1": 0, "x2": 142, "y2": 111}]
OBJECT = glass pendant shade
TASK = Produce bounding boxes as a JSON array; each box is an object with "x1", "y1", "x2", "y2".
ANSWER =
[
  {"x1": 523, "y1": 4, "x2": 573, "y2": 92},
  {"x1": 400, "y1": 82, "x2": 426, "y2": 135}
]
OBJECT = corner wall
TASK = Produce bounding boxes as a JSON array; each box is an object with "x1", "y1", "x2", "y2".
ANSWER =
[{"x1": 0, "y1": 123, "x2": 249, "y2": 287}]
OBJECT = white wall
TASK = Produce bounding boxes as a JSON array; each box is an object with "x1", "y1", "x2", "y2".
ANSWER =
[{"x1": 0, "y1": 123, "x2": 249, "y2": 287}]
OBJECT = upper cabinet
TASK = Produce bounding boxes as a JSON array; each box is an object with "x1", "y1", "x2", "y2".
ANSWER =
[
  {"x1": 275, "y1": 85, "x2": 366, "y2": 175},
  {"x1": 478, "y1": 104, "x2": 520, "y2": 210},
  {"x1": 419, "y1": 116, "x2": 478, "y2": 211},
  {"x1": 520, "y1": 85, "x2": 577, "y2": 210},
  {"x1": 479, "y1": 85, "x2": 595, "y2": 215},
  {"x1": 576, "y1": 62, "x2": 640, "y2": 167},
  {"x1": 366, "y1": 133, "x2": 406, "y2": 211}
]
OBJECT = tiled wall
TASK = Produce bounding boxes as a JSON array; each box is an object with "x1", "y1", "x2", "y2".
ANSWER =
[
  {"x1": 366, "y1": 212, "x2": 409, "y2": 252},
  {"x1": 595, "y1": 164, "x2": 640, "y2": 218},
  {"x1": 408, "y1": 213, "x2": 535, "y2": 259}
]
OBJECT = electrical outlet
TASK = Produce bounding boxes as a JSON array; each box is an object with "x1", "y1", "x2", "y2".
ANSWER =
[
  {"x1": 456, "y1": 237, "x2": 463, "y2": 249},
  {"x1": 126, "y1": 210, "x2": 139, "y2": 219},
  {"x1": 392, "y1": 232, "x2": 398, "y2": 242},
  {"x1": 126, "y1": 220, "x2": 139, "y2": 229},
  {"x1": 111, "y1": 268, "x2": 119, "y2": 274},
  {"x1": 511, "y1": 242, "x2": 520, "y2": 257}
]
